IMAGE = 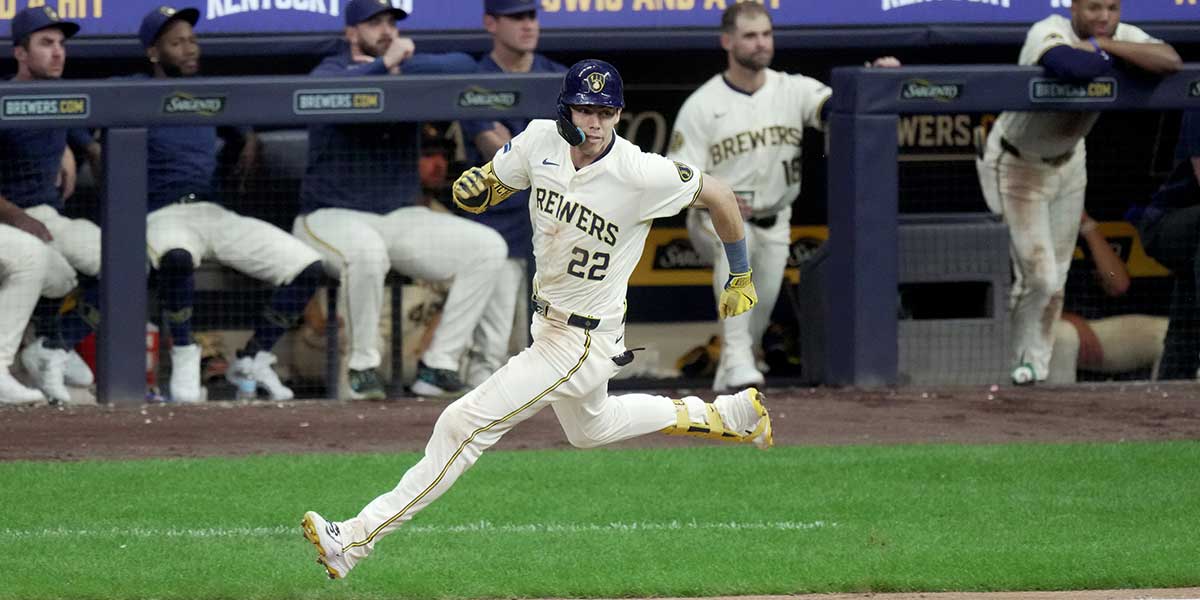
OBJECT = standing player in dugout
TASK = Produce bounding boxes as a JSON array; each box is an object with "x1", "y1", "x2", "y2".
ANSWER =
[
  {"x1": 976, "y1": 0, "x2": 1179, "y2": 385},
  {"x1": 302, "y1": 59, "x2": 770, "y2": 580},
  {"x1": 669, "y1": 2, "x2": 898, "y2": 391}
]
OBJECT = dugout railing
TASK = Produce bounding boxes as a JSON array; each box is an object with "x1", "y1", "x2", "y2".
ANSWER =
[
  {"x1": 824, "y1": 64, "x2": 1200, "y2": 386},
  {"x1": 0, "y1": 73, "x2": 560, "y2": 405}
]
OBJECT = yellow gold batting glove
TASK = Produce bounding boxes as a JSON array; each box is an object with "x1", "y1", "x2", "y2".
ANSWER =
[
  {"x1": 453, "y1": 165, "x2": 491, "y2": 214},
  {"x1": 719, "y1": 270, "x2": 757, "y2": 319}
]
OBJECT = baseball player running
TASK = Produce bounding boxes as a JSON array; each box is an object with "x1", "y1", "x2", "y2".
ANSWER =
[
  {"x1": 301, "y1": 59, "x2": 768, "y2": 580},
  {"x1": 976, "y1": 0, "x2": 1179, "y2": 385},
  {"x1": 0, "y1": 202, "x2": 77, "y2": 405},
  {"x1": 457, "y1": 0, "x2": 568, "y2": 387},
  {"x1": 108, "y1": 6, "x2": 326, "y2": 403},
  {"x1": 669, "y1": 2, "x2": 899, "y2": 391},
  {"x1": 292, "y1": 0, "x2": 507, "y2": 400},
  {"x1": 1, "y1": 7, "x2": 103, "y2": 404}
]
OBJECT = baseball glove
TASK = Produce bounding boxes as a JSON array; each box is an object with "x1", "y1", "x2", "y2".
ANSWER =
[{"x1": 719, "y1": 269, "x2": 757, "y2": 319}]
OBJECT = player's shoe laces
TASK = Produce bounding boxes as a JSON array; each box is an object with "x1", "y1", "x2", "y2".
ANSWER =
[
  {"x1": 19, "y1": 338, "x2": 70, "y2": 405},
  {"x1": 301, "y1": 511, "x2": 354, "y2": 579},
  {"x1": 170, "y1": 344, "x2": 206, "y2": 403},
  {"x1": 227, "y1": 351, "x2": 295, "y2": 401},
  {"x1": 348, "y1": 368, "x2": 386, "y2": 401},
  {"x1": 411, "y1": 361, "x2": 465, "y2": 398},
  {"x1": 64, "y1": 350, "x2": 94, "y2": 388},
  {"x1": 1011, "y1": 363, "x2": 1036, "y2": 386},
  {"x1": 0, "y1": 369, "x2": 46, "y2": 406},
  {"x1": 714, "y1": 387, "x2": 773, "y2": 449}
]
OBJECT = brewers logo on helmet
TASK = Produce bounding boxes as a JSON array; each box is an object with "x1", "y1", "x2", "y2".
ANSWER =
[{"x1": 556, "y1": 59, "x2": 625, "y2": 145}]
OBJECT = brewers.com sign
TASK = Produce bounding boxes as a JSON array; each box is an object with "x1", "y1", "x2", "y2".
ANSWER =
[
  {"x1": 293, "y1": 88, "x2": 384, "y2": 115},
  {"x1": 0, "y1": 95, "x2": 90, "y2": 120}
]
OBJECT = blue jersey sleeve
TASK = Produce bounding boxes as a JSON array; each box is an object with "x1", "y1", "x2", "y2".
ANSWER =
[
  {"x1": 311, "y1": 55, "x2": 390, "y2": 77},
  {"x1": 66, "y1": 128, "x2": 94, "y2": 153},
  {"x1": 1039, "y1": 45, "x2": 1112, "y2": 81},
  {"x1": 403, "y1": 52, "x2": 479, "y2": 75}
]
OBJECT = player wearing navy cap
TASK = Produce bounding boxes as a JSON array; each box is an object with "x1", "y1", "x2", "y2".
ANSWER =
[
  {"x1": 2, "y1": 6, "x2": 102, "y2": 405},
  {"x1": 88, "y1": 6, "x2": 328, "y2": 403},
  {"x1": 301, "y1": 59, "x2": 769, "y2": 580},
  {"x1": 454, "y1": 0, "x2": 567, "y2": 388},
  {"x1": 292, "y1": 0, "x2": 507, "y2": 400}
]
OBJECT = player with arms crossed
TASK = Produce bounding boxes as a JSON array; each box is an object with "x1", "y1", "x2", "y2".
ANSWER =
[
  {"x1": 976, "y1": 0, "x2": 1180, "y2": 385},
  {"x1": 670, "y1": 2, "x2": 898, "y2": 391},
  {"x1": 301, "y1": 60, "x2": 768, "y2": 580}
]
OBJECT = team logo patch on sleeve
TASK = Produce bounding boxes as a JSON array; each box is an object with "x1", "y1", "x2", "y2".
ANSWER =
[
  {"x1": 1043, "y1": 32, "x2": 1064, "y2": 42},
  {"x1": 502, "y1": 141, "x2": 512, "y2": 153},
  {"x1": 673, "y1": 161, "x2": 694, "y2": 182}
]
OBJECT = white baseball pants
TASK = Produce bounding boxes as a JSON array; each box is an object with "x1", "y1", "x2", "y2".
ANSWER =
[
  {"x1": 464, "y1": 257, "x2": 524, "y2": 387},
  {"x1": 24, "y1": 204, "x2": 101, "y2": 279},
  {"x1": 334, "y1": 313, "x2": 678, "y2": 562},
  {"x1": 293, "y1": 206, "x2": 507, "y2": 372},
  {"x1": 977, "y1": 133, "x2": 1086, "y2": 380},
  {"x1": 687, "y1": 206, "x2": 791, "y2": 375},
  {"x1": 146, "y1": 202, "x2": 319, "y2": 285},
  {"x1": 0, "y1": 225, "x2": 77, "y2": 368}
]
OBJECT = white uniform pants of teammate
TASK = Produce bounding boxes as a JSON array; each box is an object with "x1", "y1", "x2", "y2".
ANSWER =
[
  {"x1": 24, "y1": 204, "x2": 101, "y2": 281},
  {"x1": 464, "y1": 257, "x2": 524, "y2": 388},
  {"x1": 687, "y1": 206, "x2": 791, "y2": 389},
  {"x1": 334, "y1": 313, "x2": 679, "y2": 563},
  {"x1": 0, "y1": 224, "x2": 77, "y2": 371},
  {"x1": 976, "y1": 132, "x2": 1086, "y2": 381},
  {"x1": 146, "y1": 202, "x2": 319, "y2": 285},
  {"x1": 293, "y1": 206, "x2": 507, "y2": 372}
]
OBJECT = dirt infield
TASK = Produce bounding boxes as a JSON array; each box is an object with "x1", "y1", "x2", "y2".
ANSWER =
[
  {"x1": 2, "y1": 381, "x2": 1199, "y2": 461},
  {"x1": 3, "y1": 382, "x2": 1198, "y2": 600}
]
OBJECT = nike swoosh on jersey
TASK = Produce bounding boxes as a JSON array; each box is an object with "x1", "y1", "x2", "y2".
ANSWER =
[{"x1": 542, "y1": 158, "x2": 560, "y2": 166}]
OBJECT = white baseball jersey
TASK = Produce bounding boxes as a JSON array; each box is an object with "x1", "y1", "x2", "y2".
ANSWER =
[
  {"x1": 668, "y1": 69, "x2": 830, "y2": 217},
  {"x1": 995, "y1": 14, "x2": 1160, "y2": 158},
  {"x1": 492, "y1": 119, "x2": 703, "y2": 322}
]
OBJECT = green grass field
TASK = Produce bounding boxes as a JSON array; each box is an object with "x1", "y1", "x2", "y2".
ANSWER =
[{"x1": 2, "y1": 441, "x2": 1198, "y2": 599}]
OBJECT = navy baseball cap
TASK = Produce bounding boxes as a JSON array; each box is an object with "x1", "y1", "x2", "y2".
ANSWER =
[
  {"x1": 485, "y1": 0, "x2": 538, "y2": 16},
  {"x1": 10, "y1": 6, "x2": 80, "y2": 46},
  {"x1": 345, "y1": 0, "x2": 409, "y2": 26},
  {"x1": 139, "y1": 6, "x2": 200, "y2": 49}
]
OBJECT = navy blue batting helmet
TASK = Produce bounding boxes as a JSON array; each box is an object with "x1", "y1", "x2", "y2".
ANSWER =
[{"x1": 556, "y1": 59, "x2": 624, "y2": 146}]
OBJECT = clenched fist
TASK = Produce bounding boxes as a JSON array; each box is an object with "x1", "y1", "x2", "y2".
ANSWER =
[
  {"x1": 719, "y1": 270, "x2": 757, "y2": 319},
  {"x1": 453, "y1": 165, "x2": 492, "y2": 214}
]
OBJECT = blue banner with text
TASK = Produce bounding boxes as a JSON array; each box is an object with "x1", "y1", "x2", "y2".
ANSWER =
[{"x1": 1, "y1": 0, "x2": 1197, "y2": 39}]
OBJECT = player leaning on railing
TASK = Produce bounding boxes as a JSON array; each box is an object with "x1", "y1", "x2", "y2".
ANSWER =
[
  {"x1": 975, "y1": 0, "x2": 1180, "y2": 386},
  {"x1": 301, "y1": 59, "x2": 769, "y2": 581}
]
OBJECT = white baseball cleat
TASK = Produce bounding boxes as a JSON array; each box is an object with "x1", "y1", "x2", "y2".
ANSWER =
[
  {"x1": 714, "y1": 387, "x2": 773, "y2": 450},
  {"x1": 301, "y1": 511, "x2": 354, "y2": 580},
  {"x1": 64, "y1": 350, "x2": 95, "y2": 387},
  {"x1": 169, "y1": 344, "x2": 205, "y2": 403},
  {"x1": 713, "y1": 363, "x2": 765, "y2": 392},
  {"x1": 0, "y1": 368, "x2": 46, "y2": 406},
  {"x1": 19, "y1": 338, "x2": 70, "y2": 405},
  {"x1": 1011, "y1": 363, "x2": 1036, "y2": 386},
  {"x1": 227, "y1": 351, "x2": 294, "y2": 401}
]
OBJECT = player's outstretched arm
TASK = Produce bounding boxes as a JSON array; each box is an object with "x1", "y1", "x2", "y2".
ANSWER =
[
  {"x1": 1094, "y1": 37, "x2": 1181, "y2": 75},
  {"x1": 697, "y1": 174, "x2": 758, "y2": 319}
]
